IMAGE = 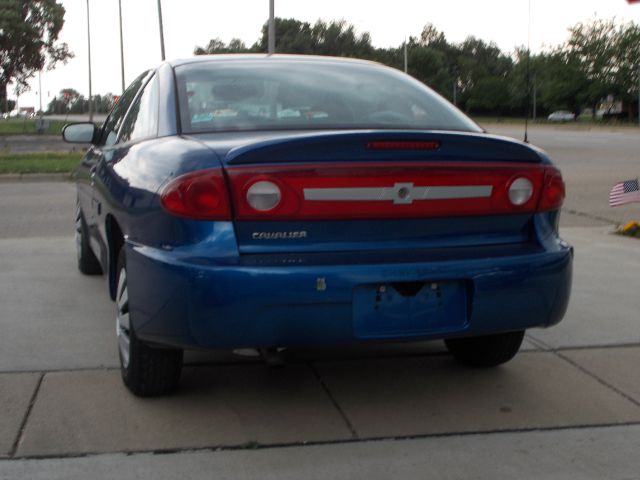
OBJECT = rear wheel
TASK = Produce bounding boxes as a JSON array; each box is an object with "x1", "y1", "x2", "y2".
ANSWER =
[
  {"x1": 75, "y1": 204, "x2": 102, "y2": 275},
  {"x1": 445, "y1": 331, "x2": 525, "y2": 367},
  {"x1": 116, "y1": 249, "x2": 183, "y2": 396}
]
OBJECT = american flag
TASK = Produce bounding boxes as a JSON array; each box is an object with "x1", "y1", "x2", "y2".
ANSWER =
[{"x1": 609, "y1": 178, "x2": 640, "y2": 206}]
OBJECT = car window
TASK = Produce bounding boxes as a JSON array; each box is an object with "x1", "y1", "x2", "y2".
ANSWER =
[
  {"x1": 175, "y1": 60, "x2": 481, "y2": 134},
  {"x1": 101, "y1": 71, "x2": 152, "y2": 146},
  {"x1": 117, "y1": 74, "x2": 159, "y2": 144}
]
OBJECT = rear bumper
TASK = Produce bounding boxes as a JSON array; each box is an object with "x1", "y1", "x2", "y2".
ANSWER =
[{"x1": 126, "y1": 238, "x2": 573, "y2": 350}]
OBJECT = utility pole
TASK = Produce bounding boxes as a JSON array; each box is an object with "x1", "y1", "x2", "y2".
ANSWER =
[
  {"x1": 86, "y1": 0, "x2": 93, "y2": 121},
  {"x1": 157, "y1": 0, "x2": 166, "y2": 61},
  {"x1": 38, "y1": 71, "x2": 43, "y2": 113},
  {"x1": 118, "y1": 0, "x2": 125, "y2": 92},
  {"x1": 268, "y1": 0, "x2": 275, "y2": 54}
]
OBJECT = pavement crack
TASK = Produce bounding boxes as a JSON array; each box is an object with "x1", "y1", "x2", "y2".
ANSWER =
[
  {"x1": 524, "y1": 335, "x2": 554, "y2": 351},
  {"x1": 9, "y1": 372, "x2": 44, "y2": 458},
  {"x1": 554, "y1": 351, "x2": 640, "y2": 408},
  {"x1": 309, "y1": 364, "x2": 359, "y2": 440},
  {"x1": 6, "y1": 421, "x2": 640, "y2": 462},
  {"x1": 563, "y1": 208, "x2": 617, "y2": 225}
]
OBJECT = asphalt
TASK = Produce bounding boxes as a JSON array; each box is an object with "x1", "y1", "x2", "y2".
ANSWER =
[{"x1": 0, "y1": 126, "x2": 639, "y2": 478}]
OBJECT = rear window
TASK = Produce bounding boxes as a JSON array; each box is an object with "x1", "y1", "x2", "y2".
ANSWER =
[{"x1": 175, "y1": 58, "x2": 481, "y2": 134}]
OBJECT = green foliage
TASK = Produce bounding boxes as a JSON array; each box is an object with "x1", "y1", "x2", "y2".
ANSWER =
[
  {"x1": 194, "y1": 18, "x2": 374, "y2": 58},
  {"x1": 0, "y1": 117, "x2": 66, "y2": 135},
  {"x1": 0, "y1": 151, "x2": 81, "y2": 173},
  {"x1": 194, "y1": 38, "x2": 248, "y2": 55},
  {"x1": 46, "y1": 88, "x2": 115, "y2": 114},
  {"x1": 193, "y1": 16, "x2": 640, "y2": 119},
  {"x1": 0, "y1": 0, "x2": 73, "y2": 112}
]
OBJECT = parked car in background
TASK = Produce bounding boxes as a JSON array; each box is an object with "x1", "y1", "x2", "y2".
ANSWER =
[
  {"x1": 547, "y1": 111, "x2": 576, "y2": 122},
  {"x1": 63, "y1": 55, "x2": 573, "y2": 396}
]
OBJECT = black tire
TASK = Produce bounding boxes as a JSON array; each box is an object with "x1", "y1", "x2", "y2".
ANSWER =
[
  {"x1": 75, "y1": 204, "x2": 102, "y2": 275},
  {"x1": 116, "y1": 249, "x2": 183, "y2": 396},
  {"x1": 445, "y1": 330, "x2": 525, "y2": 367}
]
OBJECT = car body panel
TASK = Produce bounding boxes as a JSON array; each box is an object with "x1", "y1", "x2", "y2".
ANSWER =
[
  {"x1": 71, "y1": 54, "x2": 573, "y2": 351},
  {"x1": 124, "y1": 228, "x2": 572, "y2": 349}
]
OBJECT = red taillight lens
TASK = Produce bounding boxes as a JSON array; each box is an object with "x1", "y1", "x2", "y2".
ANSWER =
[
  {"x1": 160, "y1": 168, "x2": 231, "y2": 220},
  {"x1": 538, "y1": 167, "x2": 565, "y2": 212},
  {"x1": 227, "y1": 162, "x2": 548, "y2": 220}
]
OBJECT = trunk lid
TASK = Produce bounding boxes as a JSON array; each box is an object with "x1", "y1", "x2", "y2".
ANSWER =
[{"x1": 190, "y1": 130, "x2": 552, "y2": 254}]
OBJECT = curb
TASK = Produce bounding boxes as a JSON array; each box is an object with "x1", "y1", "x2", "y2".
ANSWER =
[{"x1": 0, "y1": 173, "x2": 74, "y2": 183}]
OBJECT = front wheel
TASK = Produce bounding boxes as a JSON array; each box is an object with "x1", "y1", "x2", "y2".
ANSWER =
[
  {"x1": 116, "y1": 249, "x2": 183, "y2": 396},
  {"x1": 444, "y1": 331, "x2": 525, "y2": 367}
]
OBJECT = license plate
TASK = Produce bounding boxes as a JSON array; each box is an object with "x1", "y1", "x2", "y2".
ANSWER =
[{"x1": 352, "y1": 281, "x2": 468, "y2": 339}]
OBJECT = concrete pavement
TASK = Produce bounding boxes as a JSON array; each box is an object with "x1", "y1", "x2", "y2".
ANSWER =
[
  {"x1": 1, "y1": 125, "x2": 640, "y2": 477},
  {"x1": 4, "y1": 425, "x2": 640, "y2": 480},
  {"x1": 0, "y1": 184, "x2": 638, "y2": 476}
]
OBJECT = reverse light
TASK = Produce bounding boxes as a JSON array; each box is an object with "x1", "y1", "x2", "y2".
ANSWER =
[
  {"x1": 160, "y1": 168, "x2": 231, "y2": 220},
  {"x1": 246, "y1": 180, "x2": 282, "y2": 211},
  {"x1": 508, "y1": 177, "x2": 534, "y2": 206}
]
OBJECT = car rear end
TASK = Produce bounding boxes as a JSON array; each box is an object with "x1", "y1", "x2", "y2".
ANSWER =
[{"x1": 125, "y1": 56, "x2": 572, "y2": 351}]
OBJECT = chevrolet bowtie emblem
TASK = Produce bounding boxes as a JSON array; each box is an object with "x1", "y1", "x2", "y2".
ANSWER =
[{"x1": 391, "y1": 182, "x2": 418, "y2": 204}]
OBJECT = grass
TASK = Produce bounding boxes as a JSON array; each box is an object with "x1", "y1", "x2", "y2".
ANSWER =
[
  {"x1": 0, "y1": 118, "x2": 68, "y2": 136},
  {"x1": 0, "y1": 152, "x2": 82, "y2": 174}
]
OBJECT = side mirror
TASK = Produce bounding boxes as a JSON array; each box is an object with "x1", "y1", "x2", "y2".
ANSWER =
[{"x1": 62, "y1": 123, "x2": 98, "y2": 144}]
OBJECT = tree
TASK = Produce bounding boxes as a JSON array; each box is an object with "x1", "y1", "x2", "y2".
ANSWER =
[
  {"x1": 564, "y1": 19, "x2": 622, "y2": 114},
  {"x1": 251, "y1": 18, "x2": 374, "y2": 58},
  {"x1": 194, "y1": 37, "x2": 249, "y2": 55},
  {"x1": 0, "y1": 0, "x2": 73, "y2": 112},
  {"x1": 46, "y1": 88, "x2": 79, "y2": 114}
]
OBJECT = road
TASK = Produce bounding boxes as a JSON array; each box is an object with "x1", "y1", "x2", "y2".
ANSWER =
[
  {"x1": 0, "y1": 128, "x2": 639, "y2": 478},
  {"x1": 485, "y1": 124, "x2": 640, "y2": 227}
]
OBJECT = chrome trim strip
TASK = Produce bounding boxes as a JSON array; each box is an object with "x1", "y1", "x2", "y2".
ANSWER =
[{"x1": 303, "y1": 183, "x2": 492, "y2": 204}]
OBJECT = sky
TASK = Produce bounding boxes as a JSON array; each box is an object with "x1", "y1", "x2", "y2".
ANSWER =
[{"x1": 13, "y1": 0, "x2": 640, "y2": 110}]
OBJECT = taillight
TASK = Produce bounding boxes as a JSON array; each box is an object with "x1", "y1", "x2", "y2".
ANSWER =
[
  {"x1": 160, "y1": 168, "x2": 231, "y2": 220},
  {"x1": 223, "y1": 162, "x2": 564, "y2": 220},
  {"x1": 538, "y1": 167, "x2": 565, "y2": 212}
]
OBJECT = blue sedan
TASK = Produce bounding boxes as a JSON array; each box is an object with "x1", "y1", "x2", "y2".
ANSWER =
[{"x1": 63, "y1": 55, "x2": 572, "y2": 396}]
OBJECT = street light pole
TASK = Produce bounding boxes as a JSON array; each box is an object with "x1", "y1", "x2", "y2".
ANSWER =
[
  {"x1": 118, "y1": 0, "x2": 125, "y2": 92},
  {"x1": 157, "y1": 0, "x2": 166, "y2": 61},
  {"x1": 86, "y1": 0, "x2": 93, "y2": 121},
  {"x1": 38, "y1": 71, "x2": 43, "y2": 113},
  {"x1": 268, "y1": 0, "x2": 275, "y2": 54}
]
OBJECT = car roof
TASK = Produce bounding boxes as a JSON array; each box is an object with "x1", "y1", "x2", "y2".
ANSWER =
[{"x1": 168, "y1": 54, "x2": 381, "y2": 69}]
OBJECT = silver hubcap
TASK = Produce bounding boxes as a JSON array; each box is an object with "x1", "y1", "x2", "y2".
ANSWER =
[
  {"x1": 116, "y1": 267, "x2": 131, "y2": 368},
  {"x1": 75, "y1": 207, "x2": 83, "y2": 261}
]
